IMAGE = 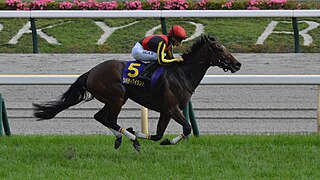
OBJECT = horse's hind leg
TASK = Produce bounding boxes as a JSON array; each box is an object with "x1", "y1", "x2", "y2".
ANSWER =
[
  {"x1": 94, "y1": 102, "x2": 141, "y2": 152},
  {"x1": 94, "y1": 105, "x2": 123, "y2": 149}
]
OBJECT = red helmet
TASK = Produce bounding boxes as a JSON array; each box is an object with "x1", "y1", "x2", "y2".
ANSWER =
[{"x1": 168, "y1": 25, "x2": 187, "y2": 41}]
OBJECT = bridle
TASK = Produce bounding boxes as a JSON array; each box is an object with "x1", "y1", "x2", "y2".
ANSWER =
[
  {"x1": 186, "y1": 39, "x2": 230, "y2": 72},
  {"x1": 205, "y1": 41, "x2": 230, "y2": 72}
]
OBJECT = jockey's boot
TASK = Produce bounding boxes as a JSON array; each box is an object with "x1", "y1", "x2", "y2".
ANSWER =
[{"x1": 137, "y1": 61, "x2": 159, "y2": 81}]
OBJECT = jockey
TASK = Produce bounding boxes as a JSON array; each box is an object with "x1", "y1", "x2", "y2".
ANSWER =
[{"x1": 131, "y1": 25, "x2": 187, "y2": 81}]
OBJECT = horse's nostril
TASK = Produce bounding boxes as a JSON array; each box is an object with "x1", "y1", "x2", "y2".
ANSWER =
[{"x1": 235, "y1": 63, "x2": 241, "y2": 69}]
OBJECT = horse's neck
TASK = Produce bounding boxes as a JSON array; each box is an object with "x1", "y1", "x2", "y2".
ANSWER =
[{"x1": 176, "y1": 61, "x2": 210, "y2": 91}]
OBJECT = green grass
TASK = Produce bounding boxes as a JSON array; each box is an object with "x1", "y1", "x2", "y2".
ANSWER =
[
  {"x1": 0, "y1": 17, "x2": 319, "y2": 53},
  {"x1": 1, "y1": 134, "x2": 320, "y2": 179}
]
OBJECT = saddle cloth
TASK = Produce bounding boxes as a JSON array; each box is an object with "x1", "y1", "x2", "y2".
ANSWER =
[{"x1": 122, "y1": 61, "x2": 164, "y2": 87}]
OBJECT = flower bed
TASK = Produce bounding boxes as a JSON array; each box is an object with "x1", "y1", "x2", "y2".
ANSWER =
[{"x1": 0, "y1": 0, "x2": 319, "y2": 11}]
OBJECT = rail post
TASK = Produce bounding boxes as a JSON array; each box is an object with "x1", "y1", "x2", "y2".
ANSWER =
[
  {"x1": 160, "y1": 17, "x2": 168, "y2": 35},
  {"x1": 189, "y1": 101, "x2": 199, "y2": 136},
  {"x1": 292, "y1": 17, "x2": 300, "y2": 53},
  {"x1": 317, "y1": 85, "x2": 320, "y2": 132},
  {"x1": 141, "y1": 106, "x2": 148, "y2": 134},
  {"x1": 0, "y1": 95, "x2": 2, "y2": 136},
  {"x1": 0, "y1": 94, "x2": 11, "y2": 136},
  {"x1": 183, "y1": 102, "x2": 200, "y2": 137},
  {"x1": 30, "y1": 18, "x2": 39, "y2": 53}
]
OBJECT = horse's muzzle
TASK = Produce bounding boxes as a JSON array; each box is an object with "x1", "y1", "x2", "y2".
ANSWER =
[{"x1": 229, "y1": 63, "x2": 241, "y2": 73}]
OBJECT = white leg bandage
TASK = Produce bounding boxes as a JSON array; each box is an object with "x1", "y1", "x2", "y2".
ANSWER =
[
  {"x1": 170, "y1": 134, "x2": 185, "y2": 145},
  {"x1": 135, "y1": 131, "x2": 151, "y2": 139},
  {"x1": 108, "y1": 128, "x2": 122, "y2": 138},
  {"x1": 120, "y1": 127, "x2": 136, "y2": 141}
]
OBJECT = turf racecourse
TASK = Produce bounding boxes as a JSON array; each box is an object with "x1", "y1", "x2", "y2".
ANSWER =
[{"x1": 1, "y1": 135, "x2": 320, "y2": 179}]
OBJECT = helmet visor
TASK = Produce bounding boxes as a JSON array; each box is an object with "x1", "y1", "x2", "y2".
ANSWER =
[{"x1": 174, "y1": 36, "x2": 185, "y2": 42}]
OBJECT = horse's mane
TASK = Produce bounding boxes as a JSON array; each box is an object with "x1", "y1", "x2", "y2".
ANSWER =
[{"x1": 181, "y1": 35, "x2": 217, "y2": 61}]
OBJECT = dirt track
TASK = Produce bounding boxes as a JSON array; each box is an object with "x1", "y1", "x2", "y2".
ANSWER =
[{"x1": 0, "y1": 53, "x2": 319, "y2": 135}]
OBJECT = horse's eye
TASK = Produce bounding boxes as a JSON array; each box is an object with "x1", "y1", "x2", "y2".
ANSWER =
[{"x1": 215, "y1": 44, "x2": 223, "y2": 51}]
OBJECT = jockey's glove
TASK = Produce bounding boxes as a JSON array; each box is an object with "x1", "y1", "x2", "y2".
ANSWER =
[{"x1": 176, "y1": 58, "x2": 184, "y2": 62}]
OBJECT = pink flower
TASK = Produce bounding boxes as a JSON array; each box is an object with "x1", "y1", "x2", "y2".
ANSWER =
[
  {"x1": 247, "y1": 0, "x2": 262, "y2": 10},
  {"x1": 98, "y1": 1, "x2": 117, "y2": 10},
  {"x1": 5, "y1": 0, "x2": 26, "y2": 10},
  {"x1": 194, "y1": 0, "x2": 208, "y2": 10},
  {"x1": 163, "y1": 0, "x2": 189, "y2": 10},
  {"x1": 248, "y1": 0, "x2": 260, "y2": 6},
  {"x1": 5, "y1": 0, "x2": 22, "y2": 6},
  {"x1": 125, "y1": 1, "x2": 142, "y2": 10},
  {"x1": 296, "y1": 3, "x2": 302, "y2": 10},
  {"x1": 147, "y1": 0, "x2": 161, "y2": 10},
  {"x1": 247, "y1": 6, "x2": 260, "y2": 10},
  {"x1": 26, "y1": 0, "x2": 54, "y2": 10},
  {"x1": 74, "y1": 0, "x2": 98, "y2": 10},
  {"x1": 222, "y1": 0, "x2": 233, "y2": 9},
  {"x1": 267, "y1": 0, "x2": 287, "y2": 9},
  {"x1": 18, "y1": 2, "x2": 28, "y2": 10},
  {"x1": 59, "y1": 1, "x2": 73, "y2": 9}
]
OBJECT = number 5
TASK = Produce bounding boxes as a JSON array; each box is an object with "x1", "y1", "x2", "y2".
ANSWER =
[{"x1": 128, "y1": 63, "x2": 141, "y2": 78}]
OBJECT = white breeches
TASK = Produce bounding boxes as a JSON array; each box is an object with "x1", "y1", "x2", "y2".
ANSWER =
[{"x1": 131, "y1": 42, "x2": 158, "y2": 62}]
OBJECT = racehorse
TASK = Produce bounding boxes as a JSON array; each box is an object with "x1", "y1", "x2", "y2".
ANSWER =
[{"x1": 33, "y1": 35, "x2": 241, "y2": 152}]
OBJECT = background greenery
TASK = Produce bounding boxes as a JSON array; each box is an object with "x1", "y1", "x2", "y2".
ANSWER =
[
  {"x1": 0, "y1": 17, "x2": 319, "y2": 53},
  {"x1": 1, "y1": 134, "x2": 320, "y2": 179}
]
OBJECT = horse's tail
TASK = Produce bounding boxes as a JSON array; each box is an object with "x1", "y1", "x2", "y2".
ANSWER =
[{"x1": 33, "y1": 72, "x2": 93, "y2": 120}]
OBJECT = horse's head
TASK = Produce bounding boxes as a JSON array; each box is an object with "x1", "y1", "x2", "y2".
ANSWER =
[{"x1": 204, "y1": 36, "x2": 241, "y2": 73}]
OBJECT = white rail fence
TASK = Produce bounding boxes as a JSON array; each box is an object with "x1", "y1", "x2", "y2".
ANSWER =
[
  {"x1": 1, "y1": 10, "x2": 320, "y2": 53},
  {"x1": 1, "y1": 10, "x2": 319, "y2": 18},
  {"x1": 0, "y1": 74, "x2": 320, "y2": 132}
]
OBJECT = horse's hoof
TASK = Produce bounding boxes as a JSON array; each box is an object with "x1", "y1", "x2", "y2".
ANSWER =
[
  {"x1": 131, "y1": 139, "x2": 141, "y2": 152},
  {"x1": 160, "y1": 138, "x2": 172, "y2": 146},
  {"x1": 126, "y1": 127, "x2": 135, "y2": 134},
  {"x1": 114, "y1": 137, "x2": 122, "y2": 149}
]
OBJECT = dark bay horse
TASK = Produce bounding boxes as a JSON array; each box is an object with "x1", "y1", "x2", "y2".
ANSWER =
[{"x1": 33, "y1": 35, "x2": 241, "y2": 152}]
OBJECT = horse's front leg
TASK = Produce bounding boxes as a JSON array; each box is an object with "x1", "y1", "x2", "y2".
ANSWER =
[
  {"x1": 159, "y1": 105, "x2": 191, "y2": 145},
  {"x1": 135, "y1": 111, "x2": 188, "y2": 145},
  {"x1": 135, "y1": 113, "x2": 170, "y2": 142}
]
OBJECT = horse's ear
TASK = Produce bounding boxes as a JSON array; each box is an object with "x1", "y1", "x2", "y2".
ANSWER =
[
  {"x1": 203, "y1": 35, "x2": 209, "y2": 42},
  {"x1": 204, "y1": 35, "x2": 212, "y2": 43},
  {"x1": 210, "y1": 36, "x2": 218, "y2": 42}
]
